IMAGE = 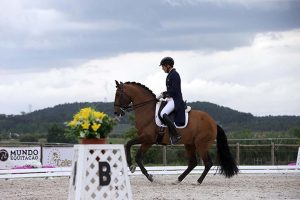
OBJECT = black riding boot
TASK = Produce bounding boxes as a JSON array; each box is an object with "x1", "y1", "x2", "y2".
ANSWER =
[{"x1": 162, "y1": 114, "x2": 181, "y2": 144}]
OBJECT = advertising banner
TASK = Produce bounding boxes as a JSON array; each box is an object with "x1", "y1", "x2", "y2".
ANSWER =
[
  {"x1": 42, "y1": 147, "x2": 73, "y2": 167},
  {"x1": 0, "y1": 146, "x2": 41, "y2": 169}
]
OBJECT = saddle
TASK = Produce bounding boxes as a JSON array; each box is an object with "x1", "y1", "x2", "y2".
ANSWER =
[
  {"x1": 155, "y1": 99, "x2": 191, "y2": 144},
  {"x1": 155, "y1": 98, "x2": 191, "y2": 128}
]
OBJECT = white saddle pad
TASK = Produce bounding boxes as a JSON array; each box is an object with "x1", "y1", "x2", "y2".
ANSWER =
[{"x1": 155, "y1": 99, "x2": 191, "y2": 129}]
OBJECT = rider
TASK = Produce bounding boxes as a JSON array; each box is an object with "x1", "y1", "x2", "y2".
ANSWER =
[{"x1": 159, "y1": 57, "x2": 184, "y2": 144}]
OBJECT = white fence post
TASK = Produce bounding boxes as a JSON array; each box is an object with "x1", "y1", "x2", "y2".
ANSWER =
[
  {"x1": 68, "y1": 144, "x2": 132, "y2": 200},
  {"x1": 271, "y1": 142, "x2": 275, "y2": 165},
  {"x1": 296, "y1": 147, "x2": 300, "y2": 167}
]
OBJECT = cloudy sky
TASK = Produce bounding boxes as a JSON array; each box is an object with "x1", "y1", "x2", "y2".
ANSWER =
[{"x1": 0, "y1": 0, "x2": 300, "y2": 116}]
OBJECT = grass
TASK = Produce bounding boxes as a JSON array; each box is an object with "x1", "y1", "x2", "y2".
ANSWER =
[{"x1": 108, "y1": 137, "x2": 126, "y2": 144}]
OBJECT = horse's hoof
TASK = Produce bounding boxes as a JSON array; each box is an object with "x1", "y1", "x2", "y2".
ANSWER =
[
  {"x1": 172, "y1": 180, "x2": 181, "y2": 185},
  {"x1": 147, "y1": 174, "x2": 153, "y2": 182},
  {"x1": 196, "y1": 180, "x2": 202, "y2": 185},
  {"x1": 129, "y1": 165, "x2": 136, "y2": 173}
]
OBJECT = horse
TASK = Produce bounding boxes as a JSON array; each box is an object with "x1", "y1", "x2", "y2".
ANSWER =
[{"x1": 113, "y1": 80, "x2": 239, "y2": 184}]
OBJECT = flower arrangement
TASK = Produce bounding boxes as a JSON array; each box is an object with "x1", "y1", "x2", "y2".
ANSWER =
[{"x1": 66, "y1": 107, "x2": 116, "y2": 139}]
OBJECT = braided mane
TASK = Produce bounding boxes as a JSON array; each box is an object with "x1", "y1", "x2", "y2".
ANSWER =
[{"x1": 124, "y1": 82, "x2": 156, "y2": 98}]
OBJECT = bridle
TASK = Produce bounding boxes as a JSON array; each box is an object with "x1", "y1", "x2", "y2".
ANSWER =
[{"x1": 114, "y1": 86, "x2": 157, "y2": 113}]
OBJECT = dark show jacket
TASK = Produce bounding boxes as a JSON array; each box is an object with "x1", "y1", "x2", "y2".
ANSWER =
[{"x1": 165, "y1": 68, "x2": 185, "y2": 126}]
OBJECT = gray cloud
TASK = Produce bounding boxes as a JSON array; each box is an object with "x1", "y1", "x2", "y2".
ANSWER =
[
  {"x1": 1, "y1": 0, "x2": 300, "y2": 115},
  {"x1": 0, "y1": 0, "x2": 300, "y2": 70}
]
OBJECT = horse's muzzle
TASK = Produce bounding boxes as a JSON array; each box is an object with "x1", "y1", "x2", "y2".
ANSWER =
[{"x1": 114, "y1": 110, "x2": 125, "y2": 117}]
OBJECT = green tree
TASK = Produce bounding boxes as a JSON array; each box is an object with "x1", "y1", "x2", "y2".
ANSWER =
[
  {"x1": 19, "y1": 134, "x2": 39, "y2": 142},
  {"x1": 47, "y1": 124, "x2": 71, "y2": 143},
  {"x1": 0, "y1": 132, "x2": 9, "y2": 140},
  {"x1": 288, "y1": 127, "x2": 300, "y2": 137}
]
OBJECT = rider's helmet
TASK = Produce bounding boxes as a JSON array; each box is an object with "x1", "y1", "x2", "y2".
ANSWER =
[{"x1": 159, "y1": 57, "x2": 174, "y2": 67}]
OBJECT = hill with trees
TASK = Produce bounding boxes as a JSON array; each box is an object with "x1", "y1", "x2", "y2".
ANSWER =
[{"x1": 0, "y1": 101, "x2": 299, "y2": 139}]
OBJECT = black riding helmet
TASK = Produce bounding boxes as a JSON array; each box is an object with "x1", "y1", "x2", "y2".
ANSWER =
[{"x1": 159, "y1": 57, "x2": 174, "y2": 67}]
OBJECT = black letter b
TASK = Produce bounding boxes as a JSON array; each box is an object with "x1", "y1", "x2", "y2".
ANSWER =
[{"x1": 99, "y1": 162, "x2": 111, "y2": 186}]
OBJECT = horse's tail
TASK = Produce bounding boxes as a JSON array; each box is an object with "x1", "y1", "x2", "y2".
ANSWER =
[{"x1": 216, "y1": 124, "x2": 239, "y2": 178}]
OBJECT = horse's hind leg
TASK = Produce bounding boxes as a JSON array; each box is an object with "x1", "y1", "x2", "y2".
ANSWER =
[
  {"x1": 178, "y1": 144, "x2": 197, "y2": 183},
  {"x1": 197, "y1": 149, "x2": 213, "y2": 184},
  {"x1": 135, "y1": 143, "x2": 153, "y2": 182}
]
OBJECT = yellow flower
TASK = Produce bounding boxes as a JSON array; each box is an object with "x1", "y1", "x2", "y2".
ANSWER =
[
  {"x1": 94, "y1": 111, "x2": 105, "y2": 120},
  {"x1": 81, "y1": 121, "x2": 90, "y2": 130},
  {"x1": 91, "y1": 123, "x2": 101, "y2": 131},
  {"x1": 68, "y1": 120, "x2": 77, "y2": 127},
  {"x1": 74, "y1": 113, "x2": 81, "y2": 121},
  {"x1": 80, "y1": 107, "x2": 92, "y2": 120}
]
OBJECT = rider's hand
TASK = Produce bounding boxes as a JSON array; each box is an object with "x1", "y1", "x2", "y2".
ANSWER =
[
  {"x1": 162, "y1": 91, "x2": 169, "y2": 98},
  {"x1": 157, "y1": 93, "x2": 163, "y2": 100}
]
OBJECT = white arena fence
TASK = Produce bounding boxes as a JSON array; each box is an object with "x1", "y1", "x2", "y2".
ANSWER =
[
  {"x1": 1, "y1": 143, "x2": 299, "y2": 179},
  {"x1": 1, "y1": 140, "x2": 299, "y2": 168},
  {"x1": 1, "y1": 165, "x2": 299, "y2": 179}
]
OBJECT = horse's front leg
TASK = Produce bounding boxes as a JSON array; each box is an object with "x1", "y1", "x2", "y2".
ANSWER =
[
  {"x1": 125, "y1": 138, "x2": 140, "y2": 173},
  {"x1": 135, "y1": 143, "x2": 153, "y2": 182}
]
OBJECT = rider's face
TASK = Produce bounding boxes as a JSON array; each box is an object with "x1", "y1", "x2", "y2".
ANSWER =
[{"x1": 162, "y1": 65, "x2": 168, "y2": 73}]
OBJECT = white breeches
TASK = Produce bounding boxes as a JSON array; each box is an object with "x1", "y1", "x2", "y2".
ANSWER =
[{"x1": 160, "y1": 98, "x2": 175, "y2": 118}]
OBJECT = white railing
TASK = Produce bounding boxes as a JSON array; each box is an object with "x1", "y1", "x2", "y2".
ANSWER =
[
  {"x1": 0, "y1": 167, "x2": 71, "y2": 179},
  {"x1": 0, "y1": 165, "x2": 299, "y2": 179},
  {"x1": 129, "y1": 165, "x2": 300, "y2": 175}
]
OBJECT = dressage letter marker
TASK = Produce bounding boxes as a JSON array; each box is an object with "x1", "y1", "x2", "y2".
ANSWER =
[
  {"x1": 99, "y1": 161, "x2": 111, "y2": 186},
  {"x1": 68, "y1": 145, "x2": 132, "y2": 200}
]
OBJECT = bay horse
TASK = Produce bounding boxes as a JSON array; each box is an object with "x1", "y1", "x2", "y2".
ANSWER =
[{"x1": 114, "y1": 80, "x2": 238, "y2": 184}]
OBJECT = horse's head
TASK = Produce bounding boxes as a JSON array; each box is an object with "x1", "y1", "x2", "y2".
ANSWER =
[{"x1": 114, "y1": 80, "x2": 132, "y2": 116}]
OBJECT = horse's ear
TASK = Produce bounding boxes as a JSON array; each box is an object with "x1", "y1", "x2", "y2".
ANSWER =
[{"x1": 115, "y1": 80, "x2": 120, "y2": 88}]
